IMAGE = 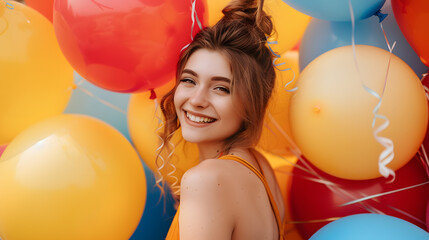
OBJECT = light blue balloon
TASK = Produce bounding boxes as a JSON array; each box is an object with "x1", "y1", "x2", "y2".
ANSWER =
[
  {"x1": 299, "y1": 0, "x2": 428, "y2": 77},
  {"x1": 310, "y1": 213, "x2": 429, "y2": 240},
  {"x1": 282, "y1": 0, "x2": 385, "y2": 22},
  {"x1": 64, "y1": 72, "x2": 131, "y2": 140}
]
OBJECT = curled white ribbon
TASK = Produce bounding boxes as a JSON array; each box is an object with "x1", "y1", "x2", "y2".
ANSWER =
[{"x1": 348, "y1": 0, "x2": 395, "y2": 179}]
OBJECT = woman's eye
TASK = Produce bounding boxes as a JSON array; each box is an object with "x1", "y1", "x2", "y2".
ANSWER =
[
  {"x1": 214, "y1": 86, "x2": 230, "y2": 94},
  {"x1": 179, "y1": 78, "x2": 195, "y2": 85}
]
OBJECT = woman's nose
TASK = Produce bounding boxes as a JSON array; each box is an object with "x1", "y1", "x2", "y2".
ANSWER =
[{"x1": 189, "y1": 88, "x2": 209, "y2": 108}]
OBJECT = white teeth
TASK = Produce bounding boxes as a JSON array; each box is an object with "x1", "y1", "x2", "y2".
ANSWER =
[{"x1": 186, "y1": 112, "x2": 215, "y2": 123}]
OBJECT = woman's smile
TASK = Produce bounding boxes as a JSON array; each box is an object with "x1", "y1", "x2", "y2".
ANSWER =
[{"x1": 185, "y1": 111, "x2": 217, "y2": 124}]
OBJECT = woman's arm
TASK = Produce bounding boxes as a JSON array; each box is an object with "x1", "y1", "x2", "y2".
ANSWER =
[{"x1": 179, "y1": 160, "x2": 236, "y2": 240}]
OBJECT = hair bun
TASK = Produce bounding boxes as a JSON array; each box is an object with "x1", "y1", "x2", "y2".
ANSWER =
[{"x1": 221, "y1": 0, "x2": 273, "y2": 39}]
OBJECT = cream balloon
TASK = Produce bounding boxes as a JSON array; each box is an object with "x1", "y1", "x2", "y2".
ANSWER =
[{"x1": 289, "y1": 45, "x2": 428, "y2": 180}]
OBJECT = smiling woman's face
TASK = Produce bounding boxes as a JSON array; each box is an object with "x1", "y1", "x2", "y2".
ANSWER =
[{"x1": 174, "y1": 48, "x2": 243, "y2": 147}]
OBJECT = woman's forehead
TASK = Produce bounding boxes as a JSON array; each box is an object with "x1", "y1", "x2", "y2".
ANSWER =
[{"x1": 183, "y1": 49, "x2": 233, "y2": 81}]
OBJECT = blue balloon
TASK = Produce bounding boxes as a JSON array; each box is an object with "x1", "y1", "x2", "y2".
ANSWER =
[
  {"x1": 64, "y1": 72, "x2": 131, "y2": 140},
  {"x1": 130, "y1": 162, "x2": 177, "y2": 240},
  {"x1": 310, "y1": 214, "x2": 429, "y2": 240},
  {"x1": 299, "y1": 0, "x2": 428, "y2": 77},
  {"x1": 282, "y1": 0, "x2": 385, "y2": 22}
]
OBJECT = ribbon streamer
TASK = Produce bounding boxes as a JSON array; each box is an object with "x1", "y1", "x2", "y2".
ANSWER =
[
  {"x1": 418, "y1": 145, "x2": 429, "y2": 178},
  {"x1": 266, "y1": 113, "x2": 302, "y2": 156},
  {"x1": 181, "y1": 0, "x2": 204, "y2": 51},
  {"x1": 153, "y1": 98, "x2": 181, "y2": 195},
  {"x1": 340, "y1": 181, "x2": 429, "y2": 207},
  {"x1": 386, "y1": 205, "x2": 426, "y2": 225},
  {"x1": 287, "y1": 217, "x2": 341, "y2": 224},
  {"x1": 423, "y1": 84, "x2": 429, "y2": 101},
  {"x1": 348, "y1": 0, "x2": 395, "y2": 179},
  {"x1": 290, "y1": 156, "x2": 425, "y2": 224},
  {"x1": 74, "y1": 81, "x2": 126, "y2": 115},
  {"x1": 267, "y1": 40, "x2": 298, "y2": 92},
  {"x1": 190, "y1": 0, "x2": 203, "y2": 39}
]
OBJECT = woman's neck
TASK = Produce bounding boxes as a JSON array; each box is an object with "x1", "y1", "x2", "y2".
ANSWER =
[
  {"x1": 197, "y1": 142, "x2": 223, "y2": 161},
  {"x1": 197, "y1": 142, "x2": 252, "y2": 161}
]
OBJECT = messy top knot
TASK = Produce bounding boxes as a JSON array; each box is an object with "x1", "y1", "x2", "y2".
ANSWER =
[
  {"x1": 159, "y1": 0, "x2": 277, "y2": 186},
  {"x1": 222, "y1": 0, "x2": 273, "y2": 39}
]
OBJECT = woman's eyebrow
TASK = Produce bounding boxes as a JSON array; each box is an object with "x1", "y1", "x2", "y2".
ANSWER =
[
  {"x1": 183, "y1": 69, "x2": 231, "y2": 83},
  {"x1": 182, "y1": 69, "x2": 198, "y2": 77},
  {"x1": 212, "y1": 76, "x2": 231, "y2": 84}
]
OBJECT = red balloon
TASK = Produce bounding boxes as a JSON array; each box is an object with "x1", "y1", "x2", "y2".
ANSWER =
[
  {"x1": 392, "y1": 0, "x2": 429, "y2": 67},
  {"x1": 53, "y1": 0, "x2": 207, "y2": 93},
  {"x1": 290, "y1": 157, "x2": 429, "y2": 239},
  {"x1": 26, "y1": 0, "x2": 54, "y2": 22},
  {"x1": 0, "y1": 145, "x2": 6, "y2": 157}
]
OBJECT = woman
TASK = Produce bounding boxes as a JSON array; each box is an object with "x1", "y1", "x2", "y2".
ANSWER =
[{"x1": 158, "y1": 0, "x2": 285, "y2": 239}]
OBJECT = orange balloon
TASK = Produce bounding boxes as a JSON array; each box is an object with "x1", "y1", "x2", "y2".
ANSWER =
[
  {"x1": 0, "y1": 114, "x2": 146, "y2": 240},
  {"x1": 128, "y1": 91, "x2": 199, "y2": 188},
  {"x1": 25, "y1": 0, "x2": 54, "y2": 22},
  {"x1": 206, "y1": 0, "x2": 310, "y2": 53},
  {"x1": 0, "y1": 1, "x2": 74, "y2": 145},
  {"x1": 258, "y1": 50, "x2": 301, "y2": 156},
  {"x1": 289, "y1": 45, "x2": 428, "y2": 180}
]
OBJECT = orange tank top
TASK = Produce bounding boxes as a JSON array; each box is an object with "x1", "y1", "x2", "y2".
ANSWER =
[{"x1": 165, "y1": 155, "x2": 285, "y2": 240}]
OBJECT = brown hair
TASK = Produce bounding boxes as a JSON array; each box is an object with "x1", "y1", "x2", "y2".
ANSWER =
[{"x1": 157, "y1": 0, "x2": 276, "y2": 193}]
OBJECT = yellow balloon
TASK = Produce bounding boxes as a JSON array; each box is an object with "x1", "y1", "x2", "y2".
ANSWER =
[
  {"x1": 258, "y1": 50, "x2": 300, "y2": 156},
  {"x1": 206, "y1": 0, "x2": 310, "y2": 53},
  {"x1": 128, "y1": 91, "x2": 199, "y2": 188},
  {"x1": 0, "y1": 114, "x2": 146, "y2": 240},
  {"x1": 289, "y1": 45, "x2": 428, "y2": 180},
  {"x1": 0, "y1": 1, "x2": 74, "y2": 145}
]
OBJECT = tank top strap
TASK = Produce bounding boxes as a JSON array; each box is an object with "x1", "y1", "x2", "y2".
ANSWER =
[{"x1": 219, "y1": 155, "x2": 284, "y2": 239}]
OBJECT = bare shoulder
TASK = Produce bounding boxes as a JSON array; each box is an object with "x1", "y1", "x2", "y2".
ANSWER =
[
  {"x1": 181, "y1": 157, "x2": 261, "y2": 191},
  {"x1": 179, "y1": 159, "x2": 237, "y2": 240},
  {"x1": 181, "y1": 158, "x2": 236, "y2": 196},
  {"x1": 180, "y1": 157, "x2": 267, "y2": 212}
]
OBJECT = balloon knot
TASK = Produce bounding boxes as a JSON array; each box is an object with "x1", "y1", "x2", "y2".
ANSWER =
[
  {"x1": 149, "y1": 89, "x2": 157, "y2": 100},
  {"x1": 374, "y1": 10, "x2": 388, "y2": 23}
]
